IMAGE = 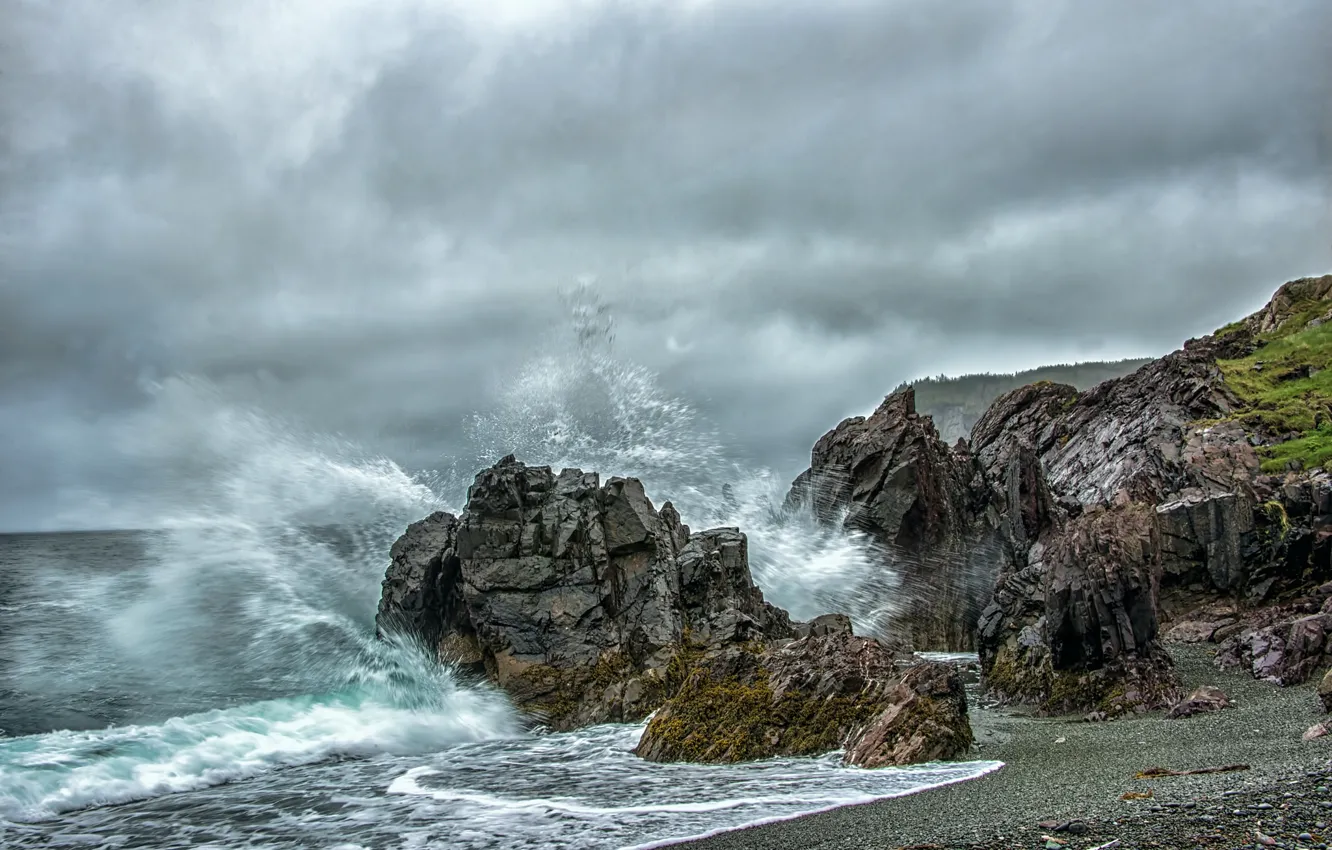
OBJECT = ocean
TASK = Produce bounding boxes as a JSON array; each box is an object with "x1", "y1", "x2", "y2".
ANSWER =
[{"x1": 0, "y1": 327, "x2": 1000, "y2": 849}]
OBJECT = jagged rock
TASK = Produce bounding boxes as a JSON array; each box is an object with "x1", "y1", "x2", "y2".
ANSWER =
[
  {"x1": 844, "y1": 662, "x2": 974, "y2": 768},
  {"x1": 1251, "y1": 275, "x2": 1332, "y2": 335},
  {"x1": 784, "y1": 386, "x2": 1004, "y2": 650},
  {"x1": 376, "y1": 511, "x2": 462, "y2": 655},
  {"x1": 378, "y1": 456, "x2": 793, "y2": 731},
  {"x1": 979, "y1": 502, "x2": 1180, "y2": 715},
  {"x1": 1166, "y1": 685, "x2": 1231, "y2": 719},
  {"x1": 1213, "y1": 612, "x2": 1332, "y2": 686},
  {"x1": 973, "y1": 347, "x2": 1241, "y2": 509},
  {"x1": 966, "y1": 279, "x2": 1332, "y2": 703},
  {"x1": 634, "y1": 633, "x2": 970, "y2": 766}
]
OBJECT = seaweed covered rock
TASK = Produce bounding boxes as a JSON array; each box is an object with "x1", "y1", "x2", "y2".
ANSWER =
[
  {"x1": 377, "y1": 455, "x2": 793, "y2": 731},
  {"x1": 784, "y1": 386, "x2": 1004, "y2": 651},
  {"x1": 634, "y1": 633, "x2": 971, "y2": 767}
]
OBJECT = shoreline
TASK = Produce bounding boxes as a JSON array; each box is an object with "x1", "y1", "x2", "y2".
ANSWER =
[{"x1": 675, "y1": 646, "x2": 1331, "y2": 849}]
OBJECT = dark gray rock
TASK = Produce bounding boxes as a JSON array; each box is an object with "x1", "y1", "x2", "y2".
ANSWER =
[
  {"x1": 979, "y1": 502, "x2": 1180, "y2": 715},
  {"x1": 784, "y1": 387, "x2": 1005, "y2": 651},
  {"x1": 379, "y1": 455, "x2": 793, "y2": 731},
  {"x1": 376, "y1": 511, "x2": 461, "y2": 654}
]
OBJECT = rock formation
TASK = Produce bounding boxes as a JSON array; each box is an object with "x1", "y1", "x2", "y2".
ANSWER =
[
  {"x1": 635, "y1": 630, "x2": 971, "y2": 767},
  {"x1": 968, "y1": 275, "x2": 1332, "y2": 706},
  {"x1": 979, "y1": 502, "x2": 1180, "y2": 714},
  {"x1": 377, "y1": 455, "x2": 793, "y2": 730},
  {"x1": 780, "y1": 275, "x2": 1332, "y2": 711},
  {"x1": 784, "y1": 387, "x2": 1005, "y2": 651},
  {"x1": 379, "y1": 455, "x2": 975, "y2": 767}
]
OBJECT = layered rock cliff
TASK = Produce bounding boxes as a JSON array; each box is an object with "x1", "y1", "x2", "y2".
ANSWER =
[
  {"x1": 969, "y1": 278, "x2": 1332, "y2": 703},
  {"x1": 788, "y1": 274, "x2": 1332, "y2": 712}
]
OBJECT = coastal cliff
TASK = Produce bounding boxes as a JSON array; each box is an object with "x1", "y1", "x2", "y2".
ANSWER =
[{"x1": 782, "y1": 275, "x2": 1332, "y2": 714}]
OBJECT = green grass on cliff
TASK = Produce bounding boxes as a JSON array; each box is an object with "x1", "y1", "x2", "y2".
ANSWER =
[{"x1": 1217, "y1": 316, "x2": 1332, "y2": 472}]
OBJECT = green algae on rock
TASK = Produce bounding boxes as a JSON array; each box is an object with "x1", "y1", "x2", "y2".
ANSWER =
[{"x1": 635, "y1": 631, "x2": 974, "y2": 768}]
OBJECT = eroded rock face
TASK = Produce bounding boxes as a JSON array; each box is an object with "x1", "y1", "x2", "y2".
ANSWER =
[
  {"x1": 979, "y1": 503, "x2": 1180, "y2": 715},
  {"x1": 378, "y1": 456, "x2": 792, "y2": 730},
  {"x1": 1214, "y1": 611, "x2": 1332, "y2": 687},
  {"x1": 376, "y1": 511, "x2": 462, "y2": 654},
  {"x1": 784, "y1": 387, "x2": 1003, "y2": 651},
  {"x1": 972, "y1": 347, "x2": 1244, "y2": 509},
  {"x1": 634, "y1": 634, "x2": 970, "y2": 767},
  {"x1": 966, "y1": 281, "x2": 1332, "y2": 704}
]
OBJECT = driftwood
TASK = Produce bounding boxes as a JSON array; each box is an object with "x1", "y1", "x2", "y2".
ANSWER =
[{"x1": 1134, "y1": 764, "x2": 1250, "y2": 779}]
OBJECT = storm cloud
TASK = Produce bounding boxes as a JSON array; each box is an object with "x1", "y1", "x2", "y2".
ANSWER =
[{"x1": 1, "y1": 0, "x2": 1329, "y2": 530}]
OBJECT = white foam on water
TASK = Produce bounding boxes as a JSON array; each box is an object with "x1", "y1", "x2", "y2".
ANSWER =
[
  {"x1": 377, "y1": 721, "x2": 1004, "y2": 850},
  {"x1": 0, "y1": 639, "x2": 520, "y2": 823}
]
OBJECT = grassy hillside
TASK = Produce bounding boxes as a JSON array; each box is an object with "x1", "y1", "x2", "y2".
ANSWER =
[
  {"x1": 1215, "y1": 279, "x2": 1332, "y2": 472},
  {"x1": 904, "y1": 359, "x2": 1153, "y2": 443}
]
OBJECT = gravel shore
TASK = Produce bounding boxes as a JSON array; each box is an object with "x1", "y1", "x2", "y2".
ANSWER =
[{"x1": 676, "y1": 647, "x2": 1331, "y2": 850}]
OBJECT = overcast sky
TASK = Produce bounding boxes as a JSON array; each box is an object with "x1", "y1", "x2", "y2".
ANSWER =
[{"x1": 2, "y1": 0, "x2": 1330, "y2": 531}]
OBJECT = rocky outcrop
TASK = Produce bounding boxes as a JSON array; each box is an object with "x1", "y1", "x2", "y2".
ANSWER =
[
  {"x1": 1213, "y1": 607, "x2": 1332, "y2": 686},
  {"x1": 971, "y1": 347, "x2": 1244, "y2": 509},
  {"x1": 784, "y1": 387, "x2": 1004, "y2": 651},
  {"x1": 377, "y1": 511, "x2": 463, "y2": 655},
  {"x1": 979, "y1": 502, "x2": 1180, "y2": 715},
  {"x1": 378, "y1": 455, "x2": 793, "y2": 731},
  {"x1": 634, "y1": 632, "x2": 971, "y2": 766},
  {"x1": 380, "y1": 456, "x2": 980, "y2": 768},
  {"x1": 1252, "y1": 275, "x2": 1332, "y2": 335},
  {"x1": 966, "y1": 278, "x2": 1332, "y2": 705}
]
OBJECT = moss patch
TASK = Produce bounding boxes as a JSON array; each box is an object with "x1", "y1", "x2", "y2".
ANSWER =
[{"x1": 639, "y1": 666, "x2": 886, "y2": 764}]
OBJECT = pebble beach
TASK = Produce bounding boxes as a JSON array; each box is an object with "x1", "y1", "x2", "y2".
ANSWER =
[{"x1": 678, "y1": 646, "x2": 1331, "y2": 850}]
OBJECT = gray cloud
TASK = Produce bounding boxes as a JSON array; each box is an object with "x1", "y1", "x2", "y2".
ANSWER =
[{"x1": 1, "y1": 0, "x2": 1329, "y2": 530}]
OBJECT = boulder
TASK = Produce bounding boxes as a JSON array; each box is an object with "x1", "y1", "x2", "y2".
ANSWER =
[
  {"x1": 784, "y1": 387, "x2": 1004, "y2": 650},
  {"x1": 634, "y1": 633, "x2": 970, "y2": 766},
  {"x1": 1213, "y1": 612, "x2": 1332, "y2": 686},
  {"x1": 1319, "y1": 668, "x2": 1332, "y2": 712},
  {"x1": 1166, "y1": 685, "x2": 1231, "y2": 719},
  {"x1": 844, "y1": 662, "x2": 974, "y2": 768},
  {"x1": 377, "y1": 456, "x2": 793, "y2": 731}
]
